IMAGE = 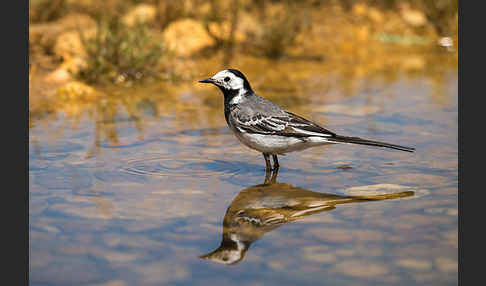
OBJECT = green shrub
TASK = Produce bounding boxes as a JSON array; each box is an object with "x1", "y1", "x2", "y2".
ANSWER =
[
  {"x1": 254, "y1": 1, "x2": 311, "y2": 59},
  {"x1": 78, "y1": 15, "x2": 165, "y2": 84},
  {"x1": 258, "y1": 11, "x2": 302, "y2": 59}
]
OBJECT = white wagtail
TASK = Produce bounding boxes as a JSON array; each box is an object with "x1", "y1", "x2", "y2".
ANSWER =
[
  {"x1": 199, "y1": 69, "x2": 415, "y2": 171},
  {"x1": 200, "y1": 169, "x2": 414, "y2": 265}
]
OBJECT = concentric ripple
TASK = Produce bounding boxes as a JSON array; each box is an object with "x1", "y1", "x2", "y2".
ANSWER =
[{"x1": 120, "y1": 155, "x2": 250, "y2": 178}]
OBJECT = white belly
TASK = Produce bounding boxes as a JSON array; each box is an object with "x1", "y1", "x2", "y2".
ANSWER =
[{"x1": 234, "y1": 131, "x2": 334, "y2": 154}]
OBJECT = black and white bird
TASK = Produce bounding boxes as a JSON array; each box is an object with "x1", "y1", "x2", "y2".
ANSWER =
[
  {"x1": 200, "y1": 170, "x2": 414, "y2": 265},
  {"x1": 199, "y1": 69, "x2": 414, "y2": 171}
]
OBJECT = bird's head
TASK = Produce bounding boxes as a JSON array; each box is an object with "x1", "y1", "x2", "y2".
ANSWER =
[
  {"x1": 199, "y1": 69, "x2": 253, "y2": 95},
  {"x1": 199, "y1": 247, "x2": 246, "y2": 265},
  {"x1": 199, "y1": 233, "x2": 250, "y2": 265}
]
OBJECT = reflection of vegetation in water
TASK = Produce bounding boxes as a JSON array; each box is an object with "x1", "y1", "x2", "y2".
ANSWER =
[
  {"x1": 29, "y1": 48, "x2": 457, "y2": 159},
  {"x1": 201, "y1": 169, "x2": 414, "y2": 265},
  {"x1": 28, "y1": 76, "x2": 230, "y2": 158},
  {"x1": 28, "y1": 0, "x2": 458, "y2": 154},
  {"x1": 29, "y1": 79, "x2": 166, "y2": 155}
]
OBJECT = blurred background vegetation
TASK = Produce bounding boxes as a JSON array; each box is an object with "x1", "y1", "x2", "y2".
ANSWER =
[
  {"x1": 30, "y1": 0, "x2": 457, "y2": 84},
  {"x1": 29, "y1": 0, "x2": 458, "y2": 137}
]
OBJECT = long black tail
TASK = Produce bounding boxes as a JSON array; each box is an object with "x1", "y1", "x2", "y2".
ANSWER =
[{"x1": 330, "y1": 135, "x2": 415, "y2": 152}]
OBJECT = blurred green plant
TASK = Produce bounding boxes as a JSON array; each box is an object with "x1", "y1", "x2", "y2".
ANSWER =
[
  {"x1": 196, "y1": 0, "x2": 312, "y2": 59},
  {"x1": 252, "y1": 1, "x2": 311, "y2": 59},
  {"x1": 77, "y1": 15, "x2": 165, "y2": 84},
  {"x1": 258, "y1": 11, "x2": 302, "y2": 58}
]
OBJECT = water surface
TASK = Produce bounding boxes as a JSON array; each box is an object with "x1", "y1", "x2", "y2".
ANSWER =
[{"x1": 29, "y1": 52, "x2": 458, "y2": 286}]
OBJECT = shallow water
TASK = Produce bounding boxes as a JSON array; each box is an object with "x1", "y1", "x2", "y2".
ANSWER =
[{"x1": 29, "y1": 52, "x2": 457, "y2": 286}]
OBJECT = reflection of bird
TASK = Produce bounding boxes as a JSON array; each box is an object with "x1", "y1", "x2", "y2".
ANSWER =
[
  {"x1": 200, "y1": 170, "x2": 414, "y2": 265},
  {"x1": 199, "y1": 69, "x2": 415, "y2": 171}
]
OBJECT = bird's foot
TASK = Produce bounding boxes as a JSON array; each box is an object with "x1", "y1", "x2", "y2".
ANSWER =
[{"x1": 264, "y1": 166, "x2": 279, "y2": 184}]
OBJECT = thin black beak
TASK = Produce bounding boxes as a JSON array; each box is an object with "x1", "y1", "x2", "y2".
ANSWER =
[{"x1": 199, "y1": 78, "x2": 214, "y2": 84}]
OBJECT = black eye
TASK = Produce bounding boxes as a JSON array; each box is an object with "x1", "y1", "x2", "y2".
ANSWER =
[{"x1": 224, "y1": 76, "x2": 231, "y2": 82}]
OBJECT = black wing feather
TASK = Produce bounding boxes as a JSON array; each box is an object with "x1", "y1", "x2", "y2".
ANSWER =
[
  {"x1": 234, "y1": 111, "x2": 336, "y2": 138},
  {"x1": 231, "y1": 109, "x2": 415, "y2": 152}
]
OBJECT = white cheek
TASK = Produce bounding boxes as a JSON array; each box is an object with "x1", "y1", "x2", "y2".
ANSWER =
[{"x1": 230, "y1": 78, "x2": 244, "y2": 90}]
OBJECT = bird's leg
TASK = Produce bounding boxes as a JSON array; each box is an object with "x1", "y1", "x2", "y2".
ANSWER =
[
  {"x1": 264, "y1": 168, "x2": 272, "y2": 184},
  {"x1": 270, "y1": 167, "x2": 279, "y2": 184},
  {"x1": 263, "y1": 163, "x2": 279, "y2": 185},
  {"x1": 272, "y1": 154, "x2": 280, "y2": 170},
  {"x1": 263, "y1": 153, "x2": 272, "y2": 172}
]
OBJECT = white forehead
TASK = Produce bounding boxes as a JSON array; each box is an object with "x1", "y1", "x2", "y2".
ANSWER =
[
  {"x1": 211, "y1": 70, "x2": 245, "y2": 90},
  {"x1": 212, "y1": 70, "x2": 237, "y2": 79}
]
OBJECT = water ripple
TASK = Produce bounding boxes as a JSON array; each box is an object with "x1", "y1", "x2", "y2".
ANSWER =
[{"x1": 120, "y1": 156, "x2": 248, "y2": 178}]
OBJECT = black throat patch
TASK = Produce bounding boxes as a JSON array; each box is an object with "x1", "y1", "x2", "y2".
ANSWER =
[{"x1": 222, "y1": 88, "x2": 251, "y2": 125}]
